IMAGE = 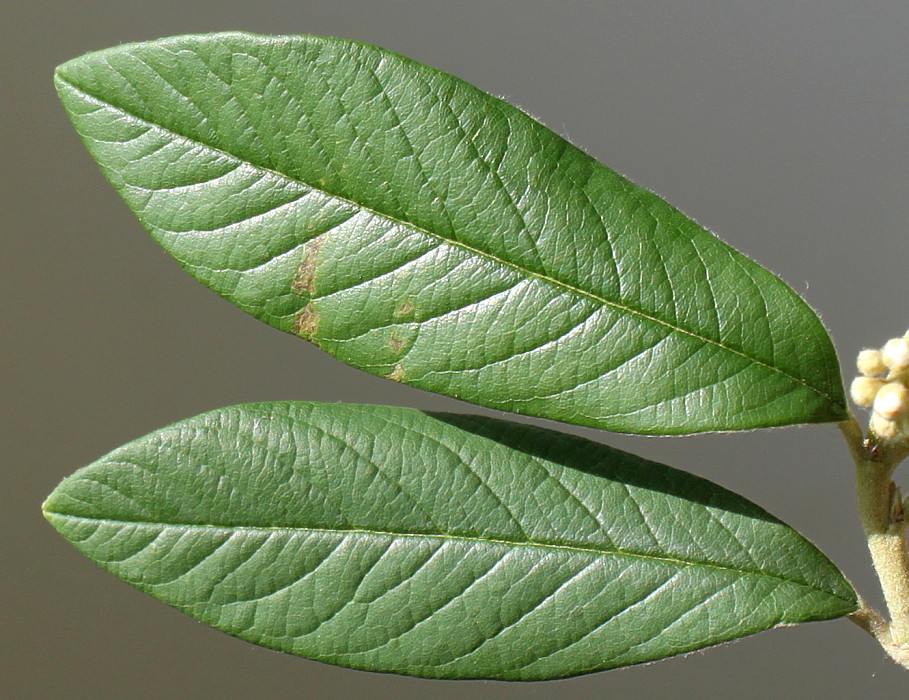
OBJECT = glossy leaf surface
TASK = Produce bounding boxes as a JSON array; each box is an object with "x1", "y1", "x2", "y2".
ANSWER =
[
  {"x1": 55, "y1": 33, "x2": 846, "y2": 433},
  {"x1": 44, "y1": 402, "x2": 856, "y2": 679}
]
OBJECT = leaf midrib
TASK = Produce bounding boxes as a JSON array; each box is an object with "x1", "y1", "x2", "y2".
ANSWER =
[
  {"x1": 56, "y1": 73, "x2": 842, "y2": 410},
  {"x1": 46, "y1": 510, "x2": 849, "y2": 600}
]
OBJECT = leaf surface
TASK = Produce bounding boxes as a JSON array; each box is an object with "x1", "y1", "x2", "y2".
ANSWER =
[
  {"x1": 55, "y1": 33, "x2": 846, "y2": 433},
  {"x1": 44, "y1": 402, "x2": 856, "y2": 679}
]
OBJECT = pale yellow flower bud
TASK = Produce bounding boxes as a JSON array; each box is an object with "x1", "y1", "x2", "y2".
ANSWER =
[
  {"x1": 851, "y1": 376, "x2": 884, "y2": 407},
  {"x1": 873, "y1": 382, "x2": 909, "y2": 420},
  {"x1": 871, "y1": 411, "x2": 900, "y2": 439},
  {"x1": 857, "y1": 349, "x2": 888, "y2": 377},
  {"x1": 882, "y1": 338, "x2": 909, "y2": 371}
]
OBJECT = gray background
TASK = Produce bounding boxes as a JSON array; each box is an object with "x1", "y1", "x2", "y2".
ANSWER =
[{"x1": 3, "y1": 1, "x2": 908, "y2": 698}]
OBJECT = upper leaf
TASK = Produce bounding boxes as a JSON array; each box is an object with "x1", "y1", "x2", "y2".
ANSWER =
[
  {"x1": 43, "y1": 402, "x2": 856, "y2": 680},
  {"x1": 55, "y1": 33, "x2": 846, "y2": 433}
]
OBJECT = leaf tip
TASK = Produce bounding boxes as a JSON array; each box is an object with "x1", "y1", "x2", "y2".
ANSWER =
[
  {"x1": 41, "y1": 491, "x2": 66, "y2": 533},
  {"x1": 41, "y1": 473, "x2": 82, "y2": 536},
  {"x1": 53, "y1": 54, "x2": 83, "y2": 87}
]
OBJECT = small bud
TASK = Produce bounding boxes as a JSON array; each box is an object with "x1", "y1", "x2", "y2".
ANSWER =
[
  {"x1": 873, "y1": 382, "x2": 909, "y2": 420},
  {"x1": 851, "y1": 376, "x2": 884, "y2": 407},
  {"x1": 882, "y1": 338, "x2": 909, "y2": 371},
  {"x1": 857, "y1": 349, "x2": 888, "y2": 377}
]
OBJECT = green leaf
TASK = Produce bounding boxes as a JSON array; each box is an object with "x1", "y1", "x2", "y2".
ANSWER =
[
  {"x1": 44, "y1": 402, "x2": 856, "y2": 680},
  {"x1": 54, "y1": 33, "x2": 846, "y2": 434}
]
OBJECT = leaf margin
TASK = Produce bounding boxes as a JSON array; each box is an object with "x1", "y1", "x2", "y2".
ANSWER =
[
  {"x1": 43, "y1": 401, "x2": 858, "y2": 680},
  {"x1": 53, "y1": 32, "x2": 849, "y2": 436}
]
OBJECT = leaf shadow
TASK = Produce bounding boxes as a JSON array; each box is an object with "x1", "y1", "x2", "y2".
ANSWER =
[{"x1": 427, "y1": 411, "x2": 782, "y2": 525}]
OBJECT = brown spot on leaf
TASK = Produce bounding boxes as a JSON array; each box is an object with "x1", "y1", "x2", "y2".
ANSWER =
[
  {"x1": 394, "y1": 301, "x2": 414, "y2": 317},
  {"x1": 291, "y1": 237, "x2": 324, "y2": 296},
  {"x1": 293, "y1": 303, "x2": 319, "y2": 337},
  {"x1": 389, "y1": 334, "x2": 404, "y2": 353},
  {"x1": 387, "y1": 363, "x2": 405, "y2": 382}
]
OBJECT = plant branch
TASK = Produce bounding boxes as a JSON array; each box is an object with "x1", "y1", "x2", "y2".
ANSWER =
[
  {"x1": 840, "y1": 418, "x2": 909, "y2": 667},
  {"x1": 848, "y1": 602, "x2": 909, "y2": 670}
]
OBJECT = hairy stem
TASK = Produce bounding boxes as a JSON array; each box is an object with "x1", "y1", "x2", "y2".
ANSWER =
[
  {"x1": 841, "y1": 417, "x2": 909, "y2": 666},
  {"x1": 848, "y1": 603, "x2": 909, "y2": 670},
  {"x1": 854, "y1": 463, "x2": 909, "y2": 643}
]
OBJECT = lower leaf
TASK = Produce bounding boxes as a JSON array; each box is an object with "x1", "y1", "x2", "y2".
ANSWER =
[{"x1": 43, "y1": 402, "x2": 856, "y2": 679}]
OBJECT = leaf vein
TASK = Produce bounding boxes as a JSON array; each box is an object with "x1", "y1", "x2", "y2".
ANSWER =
[{"x1": 56, "y1": 75, "x2": 842, "y2": 409}]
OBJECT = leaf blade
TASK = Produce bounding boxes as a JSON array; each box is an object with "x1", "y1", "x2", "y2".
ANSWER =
[
  {"x1": 44, "y1": 402, "x2": 857, "y2": 679},
  {"x1": 55, "y1": 33, "x2": 847, "y2": 433}
]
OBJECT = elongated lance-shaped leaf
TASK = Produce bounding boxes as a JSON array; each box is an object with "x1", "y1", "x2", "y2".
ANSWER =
[
  {"x1": 55, "y1": 33, "x2": 846, "y2": 434},
  {"x1": 44, "y1": 402, "x2": 856, "y2": 680}
]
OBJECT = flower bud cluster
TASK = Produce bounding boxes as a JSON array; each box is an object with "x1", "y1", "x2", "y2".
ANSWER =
[{"x1": 851, "y1": 331, "x2": 909, "y2": 440}]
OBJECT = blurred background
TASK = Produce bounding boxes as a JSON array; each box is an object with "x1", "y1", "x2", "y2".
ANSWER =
[{"x1": 3, "y1": 1, "x2": 908, "y2": 697}]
